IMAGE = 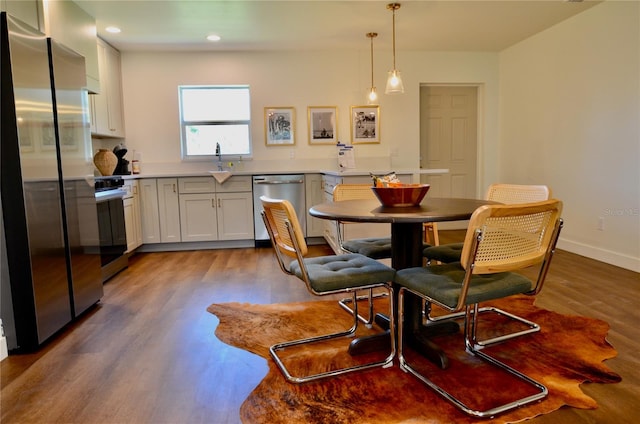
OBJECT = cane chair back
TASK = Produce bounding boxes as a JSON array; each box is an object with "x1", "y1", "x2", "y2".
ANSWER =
[{"x1": 485, "y1": 183, "x2": 551, "y2": 205}]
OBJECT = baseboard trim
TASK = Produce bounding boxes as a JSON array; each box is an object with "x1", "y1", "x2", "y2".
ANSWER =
[{"x1": 558, "y1": 237, "x2": 640, "y2": 273}]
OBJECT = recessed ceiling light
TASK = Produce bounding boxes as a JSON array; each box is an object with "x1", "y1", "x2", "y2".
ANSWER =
[
  {"x1": 106, "y1": 26, "x2": 121, "y2": 34},
  {"x1": 207, "y1": 34, "x2": 221, "y2": 42}
]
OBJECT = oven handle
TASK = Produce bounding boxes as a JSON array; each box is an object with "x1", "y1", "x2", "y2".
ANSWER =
[
  {"x1": 95, "y1": 189, "x2": 127, "y2": 203},
  {"x1": 253, "y1": 180, "x2": 304, "y2": 185}
]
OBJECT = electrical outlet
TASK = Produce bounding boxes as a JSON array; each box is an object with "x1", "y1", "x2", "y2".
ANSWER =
[
  {"x1": 289, "y1": 150, "x2": 295, "y2": 159},
  {"x1": 597, "y1": 217, "x2": 604, "y2": 231}
]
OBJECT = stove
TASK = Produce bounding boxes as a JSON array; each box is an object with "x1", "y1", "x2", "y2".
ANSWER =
[
  {"x1": 94, "y1": 175, "x2": 128, "y2": 282},
  {"x1": 95, "y1": 175, "x2": 125, "y2": 192}
]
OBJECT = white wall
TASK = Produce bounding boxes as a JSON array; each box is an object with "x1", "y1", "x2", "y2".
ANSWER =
[
  {"x1": 118, "y1": 49, "x2": 499, "y2": 183},
  {"x1": 499, "y1": 1, "x2": 640, "y2": 271}
]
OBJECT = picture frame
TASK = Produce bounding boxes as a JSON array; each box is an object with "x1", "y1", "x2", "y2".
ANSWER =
[
  {"x1": 40, "y1": 121, "x2": 56, "y2": 150},
  {"x1": 264, "y1": 107, "x2": 295, "y2": 146},
  {"x1": 308, "y1": 106, "x2": 337, "y2": 145},
  {"x1": 351, "y1": 105, "x2": 380, "y2": 144}
]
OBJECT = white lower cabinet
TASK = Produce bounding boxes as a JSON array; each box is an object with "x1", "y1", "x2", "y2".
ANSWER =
[
  {"x1": 305, "y1": 174, "x2": 324, "y2": 237},
  {"x1": 157, "y1": 178, "x2": 181, "y2": 243},
  {"x1": 139, "y1": 178, "x2": 161, "y2": 243},
  {"x1": 178, "y1": 176, "x2": 254, "y2": 242},
  {"x1": 123, "y1": 180, "x2": 142, "y2": 252},
  {"x1": 179, "y1": 193, "x2": 218, "y2": 241},
  {"x1": 215, "y1": 191, "x2": 254, "y2": 240}
]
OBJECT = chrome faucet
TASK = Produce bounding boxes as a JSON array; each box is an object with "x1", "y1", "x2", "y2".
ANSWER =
[{"x1": 215, "y1": 142, "x2": 223, "y2": 171}]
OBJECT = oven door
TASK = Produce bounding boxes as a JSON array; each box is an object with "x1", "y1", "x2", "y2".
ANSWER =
[{"x1": 95, "y1": 189, "x2": 128, "y2": 282}]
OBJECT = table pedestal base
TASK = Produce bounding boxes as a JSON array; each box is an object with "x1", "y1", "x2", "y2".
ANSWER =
[{"x1": 348, "y1": 312, "x2": 459, "y2": 369}]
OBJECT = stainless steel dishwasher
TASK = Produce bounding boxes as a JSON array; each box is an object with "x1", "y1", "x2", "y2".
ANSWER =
[{"x1": 253, "y1": 174, "x2": 306, "y2": 246}]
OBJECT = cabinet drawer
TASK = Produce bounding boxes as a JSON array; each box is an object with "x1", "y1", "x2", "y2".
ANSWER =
[
  {"x1": 216, "y1": 175, "x2": 252, "y2": 193},
  {"x1": 322, "y1": 175, "x2": 342, "y2": 196},
  {"x1": 178, "y1": 177, "x2": 216, "y2": 194},
  {"x1": 122, "y1": 180, "x2": 138, "y2": 198}
]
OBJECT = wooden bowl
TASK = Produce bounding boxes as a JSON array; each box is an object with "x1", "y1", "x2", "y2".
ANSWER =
[{"x1": 371, "y1": 184, "x2": 430, "y2": 207}]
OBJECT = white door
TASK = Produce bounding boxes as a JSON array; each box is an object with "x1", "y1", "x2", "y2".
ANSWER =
[{"x1": 420, "y1": 86, "x2": 478, "y2": 199}]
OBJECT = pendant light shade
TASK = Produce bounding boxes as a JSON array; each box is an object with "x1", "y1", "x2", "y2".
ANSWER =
[
  {"x1": 385, "y1": 3, "x2": 404, "y2": 95},
  {"x1": 366, "y1": 32, "x2": 378, "y2": 104}
]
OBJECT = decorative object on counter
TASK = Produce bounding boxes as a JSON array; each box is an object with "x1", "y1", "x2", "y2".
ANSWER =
[
  {"x1": 265, "y1": 107, "x2": 295, "y2": 146},
  {"x1": 308, "y1": 106, "x2": 337, "y2": 145},
  {"x1": 372, "y1": 183, "x2": 430, "y2": 207},
  {"x1": 112, "y1": 143, "x2": 130, "y2": 175},
  {"x1": 385, "y1": 3, "x2": 404, "y2": 94},
  {"x1": 337, "y1": 143, "x2": 356, "y2": 170},
  {"x1": 93, "y1": 148, "x2": 118, "y2": 176},
  {"x1": 366, "y1": 32, "x2": 379, "y2": 105},
  {"x1": 352, "y1": 105, "x2": 380, "y2": 144},
  {"x1": 132, "y1": 150, "x2": 141, "y2": 174}
]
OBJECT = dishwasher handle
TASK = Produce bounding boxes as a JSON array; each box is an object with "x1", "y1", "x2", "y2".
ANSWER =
[{"x1": 253, "y1": 179, "x2": 304, "y2": 185}]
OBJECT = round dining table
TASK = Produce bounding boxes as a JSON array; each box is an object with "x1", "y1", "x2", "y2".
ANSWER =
[{"x1": 309, "y1": 196, "x2": 497, "y2": 368}]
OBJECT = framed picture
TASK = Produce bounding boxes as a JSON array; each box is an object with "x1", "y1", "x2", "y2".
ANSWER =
[
  {"x1": 40, "y1": 121, "x2": 56, "y2": 150},
  {"x1": 351, "y1": 105, "x2": 380, "y2": 144},
  {"x1": 308, "y1": 106, "x2": 337, "y2": 145},
  {"x1": 265, "y1": 107, "x2": 295, "y2": 146}
]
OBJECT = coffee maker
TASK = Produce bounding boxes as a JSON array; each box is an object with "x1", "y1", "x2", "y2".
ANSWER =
[{"x1": 113, "y1": 143, "x2": 130, "y2": 175}]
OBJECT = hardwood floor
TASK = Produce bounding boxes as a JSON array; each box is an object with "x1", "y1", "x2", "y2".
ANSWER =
[{"x1": 2, "y1": 233, "x2": 639, "y2": 423}]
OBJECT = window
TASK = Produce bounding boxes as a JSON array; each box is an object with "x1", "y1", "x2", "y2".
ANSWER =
[{"x1": 178, "y1": 85, "x2": 252, "y2": 159}]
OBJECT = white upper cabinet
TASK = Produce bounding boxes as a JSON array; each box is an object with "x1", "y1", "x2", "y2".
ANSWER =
[
  {"x1": 90, "y1": 38, "x2": 125, "y2": 138},
  {"x1": 41, "y1": 0, "x2": 100, "y2": 94},
  {"x1": 1, "y1": 0, "x2": 41, "y2": 30}
]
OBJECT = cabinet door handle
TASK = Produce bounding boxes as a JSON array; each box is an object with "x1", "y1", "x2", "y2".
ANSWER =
[
  {"x1": 212, "y1": 199, "x2": 215, "y2": 208},
  {"x1": 217, "y1": 198, "x2": 221, "y2": 208},
  {"x1": 173, "y1": 184, "x2": 176, "y2": 193}
]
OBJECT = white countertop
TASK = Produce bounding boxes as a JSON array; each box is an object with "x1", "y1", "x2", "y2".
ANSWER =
[{"x1": 118, "y1": 168, "x2": 449, "y2": 179}]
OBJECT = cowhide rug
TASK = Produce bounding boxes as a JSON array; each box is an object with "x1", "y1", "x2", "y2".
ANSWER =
[{"x1": 207, "y1": 295, "x2": 620, "y2": 424}]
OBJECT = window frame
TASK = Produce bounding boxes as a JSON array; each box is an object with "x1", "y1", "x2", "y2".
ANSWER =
[{"x1": 178, "y1": 85, "x2": 252, "y2": 161}]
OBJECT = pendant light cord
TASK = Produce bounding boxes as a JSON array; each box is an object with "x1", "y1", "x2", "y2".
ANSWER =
[
  {"x1": 369, "y1": 33, "x2": 376, "y2": 87},
  {"x1": 392, "y1": 7, "x2": 396, "y2": 70}
]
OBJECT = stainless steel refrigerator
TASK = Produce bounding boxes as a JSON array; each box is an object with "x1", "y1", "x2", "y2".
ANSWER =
[{"x1": 1, "y1": 12, "x2": 103, "y2": 352}]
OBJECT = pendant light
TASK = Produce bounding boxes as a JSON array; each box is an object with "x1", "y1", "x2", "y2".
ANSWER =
[
  {"x1": 366, "y1": 32, "x2": 378, "y2": 104},
  {"x1": 385, "y1": 2, "x2": 404, "y2": 94}
]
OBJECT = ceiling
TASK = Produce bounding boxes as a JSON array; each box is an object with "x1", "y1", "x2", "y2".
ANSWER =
[{"x1": 74, "y1": 0, "x2": 600, "y2": 53}]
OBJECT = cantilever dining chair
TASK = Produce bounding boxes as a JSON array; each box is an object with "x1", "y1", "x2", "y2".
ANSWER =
[
  {"x1": 421, "y1": 184, "x2": 552, "y2": 346},
  {"x1": 260, "y1": 195, "x2": 396, "y2": 384},
  {"x1": 395, "y1": 199, "x2": 563, "y2": 418}
]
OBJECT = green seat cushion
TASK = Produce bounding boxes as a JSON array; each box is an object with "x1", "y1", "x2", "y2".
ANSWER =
[
  {"x1": 290, "y1": 254, "x2": 395, "y2": 293},
  {"x1": 342, "y1": 237, "x2": 393, "y2": 259},
  {"x1": 423, "y1": 242, "x2": 463, "y2": 263},
  {"x1": 344, "y1": 237, "x2": 431, "y2": 260},
  {"x1": 394, "y1": 262, "x2": 533, "y2": 309}
]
